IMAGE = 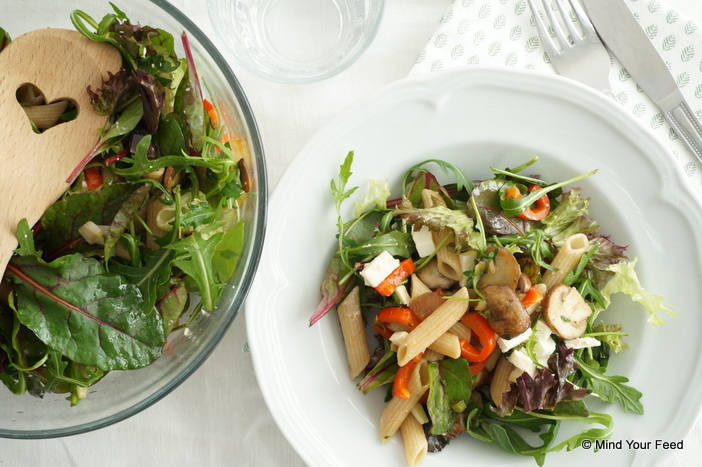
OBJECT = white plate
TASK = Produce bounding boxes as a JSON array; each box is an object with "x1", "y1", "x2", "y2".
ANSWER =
[{"x1": 246, "y1": 68, "x2": 702, "y2": 467}]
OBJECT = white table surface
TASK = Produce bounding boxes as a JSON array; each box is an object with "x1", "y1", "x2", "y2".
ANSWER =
[{"x1": 1, "y1": 0, "x2": 701, "y2": 466}]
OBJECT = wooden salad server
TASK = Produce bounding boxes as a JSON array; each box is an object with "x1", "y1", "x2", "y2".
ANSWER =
[{"x1": 0, "y1": 28, "x2": 122, "y2": 277}]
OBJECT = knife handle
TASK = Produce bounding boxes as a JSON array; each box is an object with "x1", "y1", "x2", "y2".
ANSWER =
[{"x1": 665, "y1": 101, "x2": 702, "y2": 166}]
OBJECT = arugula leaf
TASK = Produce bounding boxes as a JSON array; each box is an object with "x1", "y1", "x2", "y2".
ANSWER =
[
  {"x1": 498, "y1": 170, "x2": 596, "y2": 217},
  {"x1": 529, "y1": 409, "x2": 615, "y2": 453},
  {"x1": 7, "y1": 254, "x2": 164, "y2": 371},
  {"x1": 402, "y1": 159, "x2": 474, "y2": 196},
  {"x1": 111, "y1": 135, "x2": 237, "y2": 180},
  {"x1": 480, "y1": 421, "x2": 557, "y2": 466},
  {"x1": 574, "y1": 355, "x2": 644, "y2": 414},
  {"x1": 165, "y1": 228, "x2": 225, "y2": 310},
  {"x1": 109, "y1": 247, "x2": 174, "y2": 312},
  {"x1": 331, "y1": 151, "x2": 359, "y2": 272},
  {"x1": 343, "y1": 231, "x2": 414, "y2": 259}
]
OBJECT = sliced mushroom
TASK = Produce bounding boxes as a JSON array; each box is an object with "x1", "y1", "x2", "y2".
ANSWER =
[
  {"x1": 516, "y1": 273, "x2": 532, "y2": 293},
  {"x1": 542, "y1": 284, "x2": 592, "y2": 339},
  {"x1": 415, "y1": 257, "x2": 456, "y2": 290},
  {"x1": 163, "y1": 166, "x2": 183, "y2": 189},
  {"x1": 477, "y1": 247, "x2": 520, "y2": 290},
  {"x1": 481, "y1": 284, "x2": 531, "y2": 339}
]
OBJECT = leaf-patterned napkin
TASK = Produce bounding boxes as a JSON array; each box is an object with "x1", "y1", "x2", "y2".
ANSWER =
[{"x1": 410, "y1": 0, "x2": 702, "y2": 192}]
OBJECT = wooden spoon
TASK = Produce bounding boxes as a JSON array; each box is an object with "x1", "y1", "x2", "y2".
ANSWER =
[{"x1": 0, "y1": 28, "x2": 122, "y2": 277}]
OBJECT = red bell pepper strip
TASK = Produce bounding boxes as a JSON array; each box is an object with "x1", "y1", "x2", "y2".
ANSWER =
[
  {"x1": 521, "y1": 287, "x2": 544, "y2": 308},
  {"x1": 469, "y1": 358, "x2": 488, "y2": 376},
  {"x1": 393, "y1": 352, "x2": 423, "y2": 400},
  {"x1": 377, "y1": 306, "x2": 422, "y2": 330},
  {"x1": 459, "y1": 312, "x2": 496, "y2": 362},
  {"x1": 504, "y1": 184, "x2": 551, "y2": 221},
  {"x1": 375, "y1": 258, "x2": 416, "y2": 297},
  {"x1": 203, "y1": 98, "x2": 219, "y2": 127},
  {"x1": 84, "y1": 166, "x2": 103, "y2": 191},
  {"x1": 373, "y1": 323, "x2": 394, "y2": 340}
]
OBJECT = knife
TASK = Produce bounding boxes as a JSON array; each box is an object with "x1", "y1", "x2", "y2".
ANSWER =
[{"x1": 582, "y1": 0, "x2": 702, "y2": 164}]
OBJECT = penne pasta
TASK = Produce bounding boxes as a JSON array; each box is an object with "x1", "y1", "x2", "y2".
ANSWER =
[
  {"x1": 421, "y1": 348, "x2": 444, "y2": 362},
  {"x1": 435, "y1": 239, "x2": 464, "y2": 282},
  {"x1": 421, "y1": 188, "x2": 445, "y2": 208},
  {"x1": 23, "y1": 101, "x2": 68, "y2": 130},
  {"x1": 400, "y1": 412, "x2": 428, "y2": 467},
  {"x1": 448, "y1": 321, "x2": 472, "y2": 341},
  {"x1": 490, "y1": 355, "x2": 516, "y2": 405},
  {"x1": 427, "y1": 331, "x2": 461, "y2": 359},
  {"x1": 542, "y1": 233, "x2": 590, "y2": 290},
  {"x1": 337, "y1": 286, "x2": 370, "y2": 379},
  {"x1": 397, "y1": 288, "x2": 470, "y2": 366},
  {"x1": 379, "y1": 361, "x2": 430, "y2": 442},
  {"x1": 410, "y1": 274, "x2": 431, "y2": 298}
]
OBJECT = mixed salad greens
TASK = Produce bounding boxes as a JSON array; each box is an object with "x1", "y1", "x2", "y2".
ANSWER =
[
  {"x1": 0, "y1": 5, "x2": 249, "y2": 405},
  {"x1": 312, "y1": 152, "x2": 672, "y2": 465}
]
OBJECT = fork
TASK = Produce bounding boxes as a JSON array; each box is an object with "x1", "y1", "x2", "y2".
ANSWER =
[{"x1": 528, "y1": 0, "x2": 612, "y2": 96}]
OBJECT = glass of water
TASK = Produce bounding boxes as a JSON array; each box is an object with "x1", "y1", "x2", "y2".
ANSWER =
[{"x1": 207, "y1": 0, "x2": 385, "y2": 84}]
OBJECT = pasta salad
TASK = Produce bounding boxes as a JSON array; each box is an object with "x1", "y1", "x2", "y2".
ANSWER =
[{"x1": 311, "y1": 152, "x2": 671, "y2": 466}]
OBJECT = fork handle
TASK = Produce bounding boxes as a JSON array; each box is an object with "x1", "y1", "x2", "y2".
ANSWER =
[{"x1": 664, "y1": 100, "x2": 702, "y2": 166}]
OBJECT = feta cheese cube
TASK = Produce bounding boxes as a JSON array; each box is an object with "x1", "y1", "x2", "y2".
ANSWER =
[
  {"x1": 507, "y1": 349, "x2": 537, "y2": 379},
  {"x1": 534, "y1": 336, "x2": 556, "y2": 367},
  {"x1": 564, "y1": 337, "x2": 601, "y2": 349},
  {"x1": 497, "y1": 328, "x2": 532, "y2": 352},
  {"x1": 458, "y1": 251, "x2": 478, "y2": 286},
  {"x1": 360, "y1": 251, "x2": 400, "y2": 288},
  {"x1": 534, "y1": 318, "x2": 553, "y2": 340},
  {"x1": 411, "y1": 225, "x2": 436, "y2": 258},
  {"x1": 394, "y1": 284, "x2": 410, "y2": 306}
]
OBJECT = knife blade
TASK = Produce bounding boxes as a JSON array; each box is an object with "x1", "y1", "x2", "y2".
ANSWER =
[{"x1": 582, "y1": 0, "x2": 702, "y2": 164}]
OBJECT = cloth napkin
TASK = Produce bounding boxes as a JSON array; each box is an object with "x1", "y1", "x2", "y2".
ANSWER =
[{"x1": 410, "y1": 0, "x2": 702, "y2": 194}]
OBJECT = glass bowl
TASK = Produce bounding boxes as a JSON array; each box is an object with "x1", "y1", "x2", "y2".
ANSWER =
[
  {"x1": 207, "y1": 0, "x2": 386, "y2": 84},
  {"x1": 0, "y1": 0, "x2": 266, "y2": 438}
]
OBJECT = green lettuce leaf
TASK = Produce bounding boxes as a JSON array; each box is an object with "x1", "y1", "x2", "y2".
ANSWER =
[
  {"x1": 354, "y1": 179, "x2": 391, "y2": 217},
  {"x1": 394, "y1": 199, "x2": 482, "y2": 253},
  {"x1": 599, "y1": 258, "x2": 674, "y2": 326},
  {"x1": 541, "y1": 188, "x2": 599, "y2": 245}
]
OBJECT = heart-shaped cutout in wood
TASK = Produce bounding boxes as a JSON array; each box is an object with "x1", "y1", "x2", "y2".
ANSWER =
[
  {"x1": 16, "y1": 83, "x2": 78, "y2": 132},
  {"x1": 0, "y1": 28, "x2": 122, "y2": 276}
]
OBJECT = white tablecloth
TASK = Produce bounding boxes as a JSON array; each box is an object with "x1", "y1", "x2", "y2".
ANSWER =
[{"x1": 1, "y1": 1, "x2": 701, "y2": 466}]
